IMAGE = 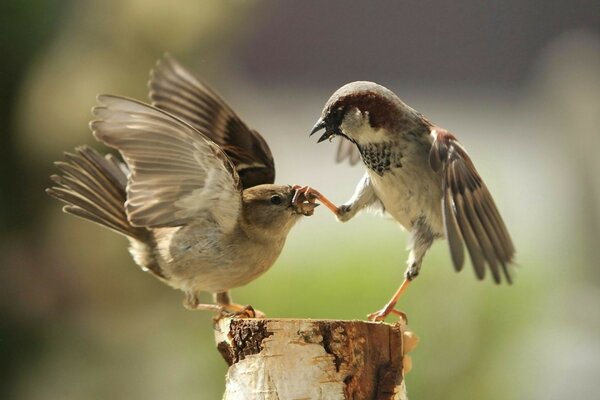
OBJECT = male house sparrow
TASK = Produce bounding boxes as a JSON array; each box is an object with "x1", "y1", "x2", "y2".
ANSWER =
[
  {"x1": 308, "y1": 81, "x2": 515, "y2": 321},
  {"x1": 47, "y1": 58, "x2": 318, "y2": 316}
]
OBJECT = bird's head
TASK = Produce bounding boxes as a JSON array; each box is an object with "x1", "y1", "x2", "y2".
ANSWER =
[
  {"x1": 241, "y1": 184, "x2": 317, "y2": 237},
  {"x1": 310, "y1": 81, "x2": 420, "y2": 145}
]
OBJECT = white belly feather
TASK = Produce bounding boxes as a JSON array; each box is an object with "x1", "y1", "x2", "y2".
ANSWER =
[
  {"x1": 369, "y1": 157, "x2": 444, "y2": 235},
  {"x1": 341, "y1": 109, "x2": 444, "y2": 235}
]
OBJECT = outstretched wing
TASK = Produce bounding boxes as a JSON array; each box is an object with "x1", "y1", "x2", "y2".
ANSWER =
[
  {"x1": 429, "y1": 129, "x2": 515, "y2": 283},
  {"x1": 148, "y1": 54, "x2": 275, "y2": 188},
  {"x1": 91, "y1": 95, "x2": 242, "y2": 233},
  {"x1": 335, "y1": 137, "x2": 362, "y2": 165}
]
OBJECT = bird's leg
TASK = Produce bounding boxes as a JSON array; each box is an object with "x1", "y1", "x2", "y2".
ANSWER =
[
  {"x1": 292, "y1": 178, "x2": 377, "y2": 222},
  {"x1": 183, "y1": 291, "x2": 223, "y2": 313},
  {"x1": 336, "y1": 173, "x2": 379, "y2": 222},
  {"x1": 367, "y1": 258, "x2": 422, "y2": 322},
  {"x1": 368, "y1": 222, "x2": 433, "y2": 322},
  {"x1": 292, "y1": 185, "x2": 340, "y2": 215},
  {"x1": 292, "y1": 174, "x2": 378, "y2": 221},
  {"x1": 367, "y1": 278, "x2": 412, "y2": 322},
  {"x1": 183, "y1": 291, "x2": 265, "y2": 318}
]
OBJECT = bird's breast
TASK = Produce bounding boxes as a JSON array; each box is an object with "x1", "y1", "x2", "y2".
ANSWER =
[
  {"x1": 368, "y1": 147, "x2": 444, "y2": 235},
  {"x1": 151, "y1": 222, "x2": 287, "y2": 294},
  {"x1": 357, "y1": 142, "x2": 404, "y2": 176}
]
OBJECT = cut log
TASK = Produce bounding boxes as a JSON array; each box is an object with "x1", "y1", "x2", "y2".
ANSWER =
[{"x1": 214, "y1": 318, "x2": 418, "y2": 400}]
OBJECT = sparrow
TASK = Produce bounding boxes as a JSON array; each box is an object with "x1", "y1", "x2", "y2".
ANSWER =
[
  {"x1": 308, "y1": 81, "x2": 515, "y2": 321},
  {"x1": 47, "y1": 57, "x2": 319, "y2": 317}
]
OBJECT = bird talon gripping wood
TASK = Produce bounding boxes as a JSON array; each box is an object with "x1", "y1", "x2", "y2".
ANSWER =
[
  {"x1": 221, "y1": 304, "x2": 263, "y2": 319},
  {"x1": 311, "y1": 81, "x2": 516, "y2": 321}
]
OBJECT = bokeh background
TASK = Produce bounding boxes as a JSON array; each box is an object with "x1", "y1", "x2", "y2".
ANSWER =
[{"x1": 2, "y1": 1, "x2": 599, "y2": 399}]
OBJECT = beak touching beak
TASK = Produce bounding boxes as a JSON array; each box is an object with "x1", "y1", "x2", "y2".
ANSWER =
[{"x1": 309, "y1": 118, "x2": 335, "y2": 143}]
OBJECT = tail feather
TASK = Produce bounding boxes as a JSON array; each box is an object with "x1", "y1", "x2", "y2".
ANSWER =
[
  {"x1": 50, "y1": 173, "x2": 123, "y2": 224},
  {"x1": 46, "y1": 145, "x2": 146, "y2": 239}
]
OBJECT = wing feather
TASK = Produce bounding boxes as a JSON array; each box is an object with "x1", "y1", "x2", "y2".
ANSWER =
[
  {"x1": 148, "y1": 54, "x2": 275, "y2": 188},
  {"x1": 442, "y1": 173, "x2": 465, "y2": 271},
  {"x1": 336, "y1": 137, "x2": 362, "y2": 165},
  {"x1": 90, "y1": 95, "x2": 242, "y2": 232},
  {"x1": 450, "y1": 164, "x2": 487, "y2": 280},
  {"x1": 430, "y1": 129, "x2": 515, "y2": 283}
]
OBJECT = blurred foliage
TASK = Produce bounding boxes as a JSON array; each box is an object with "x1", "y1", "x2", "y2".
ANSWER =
[
  {"x1": 1, "y1": 1, "x2": 599, "y2": 399},
  {"x1": 0, "y1": 0, "x2": 66, "y2": 234},
  {"x1": 0, "y1": 1, "x2": 67, "y2": 398}
]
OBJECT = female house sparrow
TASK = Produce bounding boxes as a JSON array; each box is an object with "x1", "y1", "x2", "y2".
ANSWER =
[
  {"x1": 47, "y1": 63, "x2": 318, "y2": 316},
  {"x1": 308, "y1": 81, "x2": 515, "y2": 321}
]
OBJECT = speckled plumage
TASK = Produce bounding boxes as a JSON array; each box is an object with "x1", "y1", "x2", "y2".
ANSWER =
[
  {"x1": 312, "y1": 81, "x2": 515, "y2": 286},
  {"x1": 356, "y1": 142, "x2": 403, "y2": 175}
]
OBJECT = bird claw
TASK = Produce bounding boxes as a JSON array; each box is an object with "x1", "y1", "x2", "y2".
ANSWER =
[
  {"x1": 367, "y1": 307, "x2": 408, "y2": 323},
  {"x1": 367, "y1": 309, "x2": 388, "y2": 322},
  {"x1": 215, "y1": 304, "x2": 266, "y2": 321},
  {"x1": 291, "y1": 185, "x2": 321, "y2": 216},
  {"x1": 292, "y1": 185, "x2": 318, "y2": 204},
  {"x1": 292, "y1": 185, "x2": 340, "y2": 215},
  {"x1": 390, "y1": 309, "x2": 409, "y2": 324}
]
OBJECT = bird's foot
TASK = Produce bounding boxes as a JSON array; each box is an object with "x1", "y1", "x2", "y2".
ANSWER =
[
  {"x1": 368, "y1": 278, "x2": 412, "y2": 322},
  {"x1": 217, "y1": 303, "x2": 266, "y2": 319},
  {"x1": 184, "y1": 296, "x2": 265, "y2": 319},
  {"x1": 391, "y1": 309, "x2": 409, "y2": 323},
  {"x1": 184, "y1": 301, "x2": 222, "y2": 313},
  {"x1": 292, "y1": 185, "x2": 340, "y2": 215},
  {"x1": 367, "y1": 304, "x2": 408, "y2": 323},
  {"x1": 221, "y1": 303, "x2": 267, "y2": 318},
  {"x1": 291, "y1": 185, "x2": 320, "y2": 216},
  {"x1": 336, "y1": 204, "x2": 353, "y2": 222}
]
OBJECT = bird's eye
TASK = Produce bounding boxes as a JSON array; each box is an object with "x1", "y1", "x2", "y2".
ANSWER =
[{"x1": 270, "y1": 195, "x2": 282, "y2": 205}]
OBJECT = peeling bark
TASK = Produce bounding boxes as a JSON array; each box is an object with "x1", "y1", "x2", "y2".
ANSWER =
[{"x1": 214, "y1": 318, "x2": 416, "y2": 400}]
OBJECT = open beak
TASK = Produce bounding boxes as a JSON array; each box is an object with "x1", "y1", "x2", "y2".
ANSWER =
[{"x1": 309, "y1": 118, "x2": 335, "y2": 143}]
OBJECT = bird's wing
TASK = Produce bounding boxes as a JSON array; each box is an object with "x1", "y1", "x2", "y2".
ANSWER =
[
  {"x1": 148, "y1": 54, "x2": 275, "y2": 189},
  {"x1": 335, "y1": 137, "x2": 362, "y2": 165},
  {"x1": 429, "y1": 128, "x2": 515, "y2": 283},
  {"x1": 91, "y1": 95, "x2": 242, "y2": 233}
]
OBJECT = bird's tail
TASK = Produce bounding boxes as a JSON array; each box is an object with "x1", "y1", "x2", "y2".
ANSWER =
[{"x1": 46, "y1": 145, "x2": 146, "y2": 240}]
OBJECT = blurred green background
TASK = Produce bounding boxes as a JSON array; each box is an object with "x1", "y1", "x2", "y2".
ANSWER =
[{"x1": 1, "y1": 1, "x2": 599, "y2": 399}]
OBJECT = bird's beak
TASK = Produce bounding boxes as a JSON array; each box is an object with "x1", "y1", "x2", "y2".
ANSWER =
[
  {"x1": 310, "y1": 118, "x2": 326, "y2": 135},
  {"x1": 309, "y1": 118, "x2": 334, "y2": 143},
  {"x1": 295, "y1": 201, "x2": 319, "y2": 216}
]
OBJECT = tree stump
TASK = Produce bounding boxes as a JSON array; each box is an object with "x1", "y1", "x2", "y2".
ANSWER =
[{"x1": 214, "y1": 318, "x2": 418, "y2": 400}]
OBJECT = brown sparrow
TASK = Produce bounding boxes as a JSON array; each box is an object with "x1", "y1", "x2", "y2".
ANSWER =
[
  {"x1": 47, "y1": 58, "x2": 318, "y2": 317},
  {"x1": 308, "y1": 81, "x2": 516, "y2": 321}
]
